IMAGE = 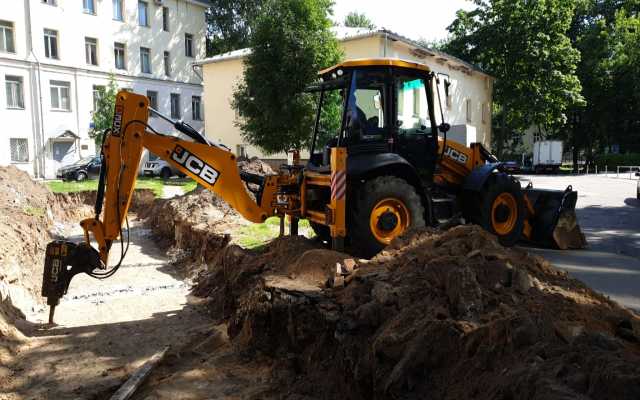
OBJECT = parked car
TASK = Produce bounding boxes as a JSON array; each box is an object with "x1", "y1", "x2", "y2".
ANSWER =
[
  {"x1": 502, "y1": 161, "x2": 521, "y2": 174},
  {"x1": 56, "y1": 156, "x2": 101, "y2": 181},
  {"x1": 141, "y1": 153, "x2": 181, "y2": 179},
  {"x1": 636, "y1": 172, "x2": 639, "y2": 200}
]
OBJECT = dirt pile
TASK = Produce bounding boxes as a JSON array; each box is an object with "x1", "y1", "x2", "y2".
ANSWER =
[
  {"x1": 0, "y1": 167, "x2": 91, "y2": 314},
  {"x1": 237, "y1": 156, "x2": 275, "y2": 176},
  {"x1": 193, "y1": 225, "x2": 640, "y2": 399},
  {"x1": 140, "y1": 188, "x2": 245, "y2": 277}
]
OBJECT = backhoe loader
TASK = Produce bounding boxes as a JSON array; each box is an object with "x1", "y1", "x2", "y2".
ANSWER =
[{"x1": 42, "y1": 58, "x2": 585, "y2": 322}]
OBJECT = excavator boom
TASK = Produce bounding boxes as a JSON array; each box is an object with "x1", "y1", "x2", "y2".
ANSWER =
[{"x1": 42, "y1": 91, "x2": 280, "y2": 322}]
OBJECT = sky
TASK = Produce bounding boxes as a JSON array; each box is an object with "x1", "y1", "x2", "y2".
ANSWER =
[{"x1": 332, "y1": 0, "x2": 477, "y2": 42}]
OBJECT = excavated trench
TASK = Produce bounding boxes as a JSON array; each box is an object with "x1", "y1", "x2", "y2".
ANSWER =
[{"x1": 2, "y1": 163, "x2": 640, "y2": 400}]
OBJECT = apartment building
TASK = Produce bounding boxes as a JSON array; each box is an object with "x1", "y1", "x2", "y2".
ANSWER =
[{"x1": 0, "y1": 0, "x2": 209, "y2": 178}]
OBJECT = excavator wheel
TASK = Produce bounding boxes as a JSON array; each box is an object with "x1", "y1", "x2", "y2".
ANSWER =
[
  {"x1": 471, "y1": 173, "x2": 525, "y2": 247},
  {"x1": 349, "y1": 176, "x2": 425, "y2": 258}
]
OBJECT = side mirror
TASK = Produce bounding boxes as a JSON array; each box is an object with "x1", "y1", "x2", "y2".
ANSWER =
[{"x1": 438, "y1": 123, "x2": 451, "y2": 133}]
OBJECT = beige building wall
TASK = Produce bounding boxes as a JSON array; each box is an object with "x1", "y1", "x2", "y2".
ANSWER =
[{"x1": 201, "y1": 33, "x2": 493, "y2": 161}]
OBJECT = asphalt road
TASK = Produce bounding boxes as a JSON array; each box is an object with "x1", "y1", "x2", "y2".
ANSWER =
[{"x1": 517, "y1": 174, "x2": 640, "y2": 311}]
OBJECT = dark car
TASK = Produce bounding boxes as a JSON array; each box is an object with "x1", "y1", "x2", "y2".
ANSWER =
[
  {"x1": 502, "y1": 161, "x2": 521, "y2": 174},
  {"x1": 56, "y1": 156, "x2": 102, "y2": 181},
  {"x1": 636, "y1": 172, "x2": 639, "y2": 200}
]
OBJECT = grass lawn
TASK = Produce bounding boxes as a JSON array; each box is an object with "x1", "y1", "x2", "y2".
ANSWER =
[
  {"x1": 47, "y1": 177, "x2": 198, "y2": 198},
  {"x1": 234, "y1": 217, "x2": 312, "y2": 249}
]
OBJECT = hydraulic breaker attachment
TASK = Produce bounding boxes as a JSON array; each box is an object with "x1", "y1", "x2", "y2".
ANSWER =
[
  {"x1": 41, "y1": 241, "x2": 103, "y2": 324},
  {"x1": 522, "y1": 184, "x2": 587, "y2": 249}
]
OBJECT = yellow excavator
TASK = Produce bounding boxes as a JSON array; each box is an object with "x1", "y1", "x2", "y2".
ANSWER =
[{"x1": 42, "y1": 58, "x2": 584, "y2": 322}]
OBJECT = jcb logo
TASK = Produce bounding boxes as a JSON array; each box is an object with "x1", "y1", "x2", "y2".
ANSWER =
[
  {"x1": 112, "y1": 105, "x2": 124, "y2": 137},
  {"x1": 171, "y1": 146, "x2": 220, "y2": 186},
  {"x1": 444, "y1": 146, "x2": 469, "y2": 165}
]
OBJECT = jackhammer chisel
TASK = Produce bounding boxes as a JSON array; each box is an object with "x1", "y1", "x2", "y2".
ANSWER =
[{"x1": 41, "y1": 241, "x2": 102, "y2": 324}]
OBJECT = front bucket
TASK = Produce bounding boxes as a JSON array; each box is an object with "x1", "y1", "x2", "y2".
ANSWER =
[{"x1": 523, "y1": 184, "x2": 587, "y2": 249}]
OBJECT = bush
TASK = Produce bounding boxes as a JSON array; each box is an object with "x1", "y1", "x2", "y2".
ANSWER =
[{"x1": 594, "y1": 153, "x2": 640, "y2": 170}]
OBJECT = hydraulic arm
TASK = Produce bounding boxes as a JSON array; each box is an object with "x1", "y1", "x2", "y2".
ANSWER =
[{"x1": 42, "y1": 91, "x2": 280, "y2": 322}]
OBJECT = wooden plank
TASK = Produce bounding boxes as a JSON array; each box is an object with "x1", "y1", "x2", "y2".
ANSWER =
[{"x1": 109, "y1": 346, "x2": 169, "y2": 400}]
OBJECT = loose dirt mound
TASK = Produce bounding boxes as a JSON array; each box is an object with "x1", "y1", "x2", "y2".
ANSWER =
[
  {"x1": 140, "y1": 188, "x2": 245, "y2": 278},
  {"x1": 237, "y1": 156, "x2": 275, "y2": 176},
  {"x1": 193, "y1": 225, "x2": 640, "y2": 399}
]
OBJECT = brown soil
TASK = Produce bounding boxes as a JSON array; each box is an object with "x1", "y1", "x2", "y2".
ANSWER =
[{"x1": 158, "y1": 225, "x2": 640, "y2": 400}]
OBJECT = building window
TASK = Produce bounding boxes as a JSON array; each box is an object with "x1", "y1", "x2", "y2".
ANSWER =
[
  {"x1": 163, "y1": 51, "x2": 171, "y2": 77},
  {"x1": 10, "y1": 138, "x2": 29, "y2": 163},
  {"x1": 170, "y1": 93, "x2": 180, "y2": 119},
  {"x1": 92, "y1": 85, "x2": 105, "y2": 111},
  {"x1": 482, "y1": 103, "x2": 489, "y2": 124},
  {"x1": 466, "y1": 99, "x2": 472, "y2": 123},
  {"x1": 5, "y1": 76, "x2": 24, "y2": 109},
  {"x1": 113, "y1": 0, "x2": 123, "y2": 21},
  {"x1": 140, "y1": 47, "x2": 151, "y2": 73},
  {"x1": 42, "y1": 0, "x2": 57, "y2": 5},
  {"x1": 85, "y1": 37, "x2": 98, "y2": 65},
  {"x1": 114, "y1": 42, "x2": 126, "y2": 70},
  {"x1": 83, "y1": 0, "x2": 96, "y2": 14},
  {"x1": 44, "y1": 29, "x2": 58, "y2": 59},
  {"x1": 185, "y1": 33, "x2": 194, "y2": 57},
  {"x1": 50, "y1": 80, "x2": 71, "y2": 111},
  {"x1": 138, "y1": 1, "x2": 149, "y2": 27},
  {"x1": 162, "y1": 7, "x2": 170, "y2": 31},
  {"x1": 147, "y1": 90, "x2": 158, "y2": 117},
  {"x1": 191, "y1": 96, "x2": 202, "y2": 121},
  {"x1": 0, "y1": 21, "x2": 15, "y2": 53},
  {"x1": 236, "y1": 144, "x2": 247, "y2": 159}
]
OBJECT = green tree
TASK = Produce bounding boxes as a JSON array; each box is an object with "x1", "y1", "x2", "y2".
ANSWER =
[
  {"x1": 445, "y1": 0, "x2": 584, "y2": 158},
  {"x1": 90, "y1": 76, "x2": 118, "y2": 148},
  {"x1": 233, "y1": 0, "x2": 342, "y2": 155},
  {"x1": 344, "y1": 11, "x2": 376, "y2": 29},
  {"x1": 205, "y1": 0, "x2": 262, "y2": 56}
]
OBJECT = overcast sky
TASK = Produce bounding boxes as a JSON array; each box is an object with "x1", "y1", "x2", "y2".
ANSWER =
[{"x1": 332, "y1": 0, "x2": 477, "y2": 42}]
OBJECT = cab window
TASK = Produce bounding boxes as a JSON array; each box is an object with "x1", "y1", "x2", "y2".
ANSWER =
[
  {"x1": 396, "y1": 76, "x2": 430, "y2": 135},
  {"x1": 346, "y1": 71, "x2": 386, "y2": 140}
]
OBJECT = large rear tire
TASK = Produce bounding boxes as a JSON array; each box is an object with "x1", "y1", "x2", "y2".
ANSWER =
[
  {"x1": 349, "y1": 176, "x2": 425, "y2": 258},
  {"x1": 469, "y1": 173, "x2": 525, "y2": 247}
]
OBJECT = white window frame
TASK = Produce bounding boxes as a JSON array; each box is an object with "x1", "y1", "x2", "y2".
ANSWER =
[
  {"x1": 5, "y1": 75, "x2": 24, "y2": 109},
  {"x1": 50, "y1": 80, "x2": 71, "y2": 111},
  {"x1": 170, "y1": 93, "x2": 181, "y2": 119},
  {"x1": 191, "y1": 96, "x2": 202, "y2": 121},
  {"x1": 138, "y1": 1, "x2": 149, "y2": 27},
  {"x1": 162, "y1": 7, "x2": 170, "y2": 31},
  {"x1": 83, "y1": 0, "x2": 96, "y2": 15},
  {"x1": 147, "y1": 90, "x2": 158, "y2": 117},
  {"x1": 163, "y1": 51, "x2": 171, "y2": 77},
  {"x1": 0, "y1": 20, "x2": 15, "y2": 54},
  {"x1": 140, "y1": 47, "x2": 151, "y2": 74},
  {"x1": 44, "y1": 29, "x2": 59, "y2": 59},
  {"x1": 114, "y1": 42, "x2": 126, "y2": 70},
  {"x1": 10, "y1": 138, "x2": 29, "y2": 163},
  {"x1": 113, "y1": 0, "x2": 124, "y2": 21},
  {"x1": 185, "y1": 33, "x2": 194, "y2": 58},
  {"x1": 85, "y1": 37, "x2": 98, "y2": 66},
  {"x1": 93, "y1": 85, "x2": 105, "y2": 111}
]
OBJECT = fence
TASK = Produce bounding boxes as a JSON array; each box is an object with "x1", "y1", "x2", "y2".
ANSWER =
[{"x1": 615, "y1": 166, "x2": 640, "y2": 179}]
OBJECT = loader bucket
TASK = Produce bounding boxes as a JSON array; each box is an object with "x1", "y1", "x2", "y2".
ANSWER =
[{"x1": 522, "y1": 184, "x2": 587, "y2": 249}]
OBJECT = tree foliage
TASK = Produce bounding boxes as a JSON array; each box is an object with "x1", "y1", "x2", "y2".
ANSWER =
[
  {"x1": 233, "y1": 0, "x2": 342, "y2": 155},
  {"x1": 344, "y1": 11, "x2": 376, "y2": 29},
  {"x1": 90, "y1": 75, "x2": 118, "y2": 148},
  {"x1": 445, "y1": 0, "x2": 584, "y2": 157},
  {"x1": 205, "y1": 0, "x2": 262, "y2": 56}
]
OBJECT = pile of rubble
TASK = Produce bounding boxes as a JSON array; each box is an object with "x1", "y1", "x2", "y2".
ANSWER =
[{"x1": 191, "y1": 225, "x2": 640, "y2": 399}]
